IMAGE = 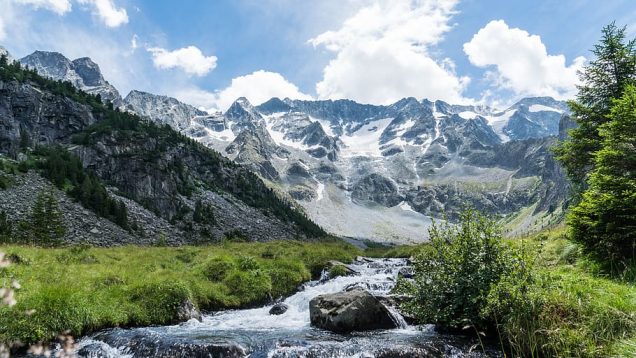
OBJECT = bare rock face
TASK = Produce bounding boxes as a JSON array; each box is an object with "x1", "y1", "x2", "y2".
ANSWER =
[
  {"x1": 309, "y1": 288, "x2": 399, "y2": 333},
  {"x1": 20, "y1": 51, "x2": 122, "y2": 106},
  {"x1": 351, "y1": 173, "x2": 403, "y2": 207},
  {"x1": 123, "y1": 90, "x2": 207, "y2": 131}
]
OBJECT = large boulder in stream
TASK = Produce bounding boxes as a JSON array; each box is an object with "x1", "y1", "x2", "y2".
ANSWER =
[{"x1": 309, "y1": 288, "x2": 399, "y2": 333}]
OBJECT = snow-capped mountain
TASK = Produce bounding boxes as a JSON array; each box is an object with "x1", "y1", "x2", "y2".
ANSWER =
[
  {"x1": 20, "y1": 50, "x2": 570, "y2": 242},
  {"x1": 19, "y1": 51, "x2": 122, "y2": 106}
]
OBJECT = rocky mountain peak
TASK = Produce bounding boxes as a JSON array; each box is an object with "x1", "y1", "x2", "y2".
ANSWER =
[
  {"x1": 21, "y1": 51, "x2": 78, "y2": 85},
  {"x1": 257, "y1": 97, "x2": 292, "y2": 114},
  {"x1": 19, "y1": 50, "x2": 122, "y2": 106},
  {"x1": 71, "y1": 57, "x2": 106, "y2": 87},
  {"x1": 225, "y1": 97, "x2": 265, "y2": 133},
  {"x1": 123, "y1": 90, "x2": 207, "y2": 131}
]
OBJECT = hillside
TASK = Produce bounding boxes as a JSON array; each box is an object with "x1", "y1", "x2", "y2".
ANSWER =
[{"x1": 0, "y1": 54, "x2": 325, "y2": 245}]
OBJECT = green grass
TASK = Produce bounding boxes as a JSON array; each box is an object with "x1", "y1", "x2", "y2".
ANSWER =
[
  {"x1": 0, "y1": 240, "x2": 360, "y2": 345},
  {"x1": 496, "y1": 227, "x2": 636, "y2": 357},
  {"x1": 389, "y1": 225, "x2": 636, "y2": 357}
]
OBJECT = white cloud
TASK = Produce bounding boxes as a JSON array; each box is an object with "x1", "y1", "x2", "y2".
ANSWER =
[
  {"x1": 213, "y1": 70, "x2": 311, "y2": 110},
  {"x1": 309, "y1": 0, "x2": 469, "y2": 104},
  {"x1": 463, "y1": 20, "x2": 585, "y2": 99},
  {"x1": 173, "y1": 70, "x2": 311, "y2": 111},
  {"x1": 78, "y1": 0, "x2": 128, "y2": 27},
  {"x1": 148, "y1": 46, "x2": 217, "y2": 77},
  {"x1": 130, "y1": 34, "x2": 138, "y2": 50},
  {"x1": 13, "y1": 0, "x2": 71, "y2": 15}
]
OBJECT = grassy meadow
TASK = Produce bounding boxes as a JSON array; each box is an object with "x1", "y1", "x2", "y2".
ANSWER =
[{"x1": 0, "y1": 240, "x2": 360, "y2": 345}]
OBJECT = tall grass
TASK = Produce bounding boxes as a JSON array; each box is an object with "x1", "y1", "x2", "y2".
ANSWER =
[
  {"x1": 492, "y1": 228, "x2": 636, "y2": 357},
  {"x1": 0, "y1": 240, "x2": 359, "y2": 345}
]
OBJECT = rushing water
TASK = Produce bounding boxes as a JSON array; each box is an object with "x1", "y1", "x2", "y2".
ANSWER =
[{"x1": 71, "y1": 258, "x2": 499, "y2": 357}]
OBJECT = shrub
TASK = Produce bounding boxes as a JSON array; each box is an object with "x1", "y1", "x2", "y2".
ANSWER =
[
  {"x1": 202, "y1": 256, "x2": 235, "y2": 282},
  {"x1": 237, "y1": 255, "x2": 260, "y2": 270},
  {"x1": 397, "y1": 209, "x2": 529, "y2": 332},
  {"x1": 268, "y1": 260, "x2": 310, "y2": 298},
  {"x1": 223, "y1": 270, "x2": 272, "y2": 304},
  {"x1": 129, "y1": 281, "x2": 192, "y2": 325}
]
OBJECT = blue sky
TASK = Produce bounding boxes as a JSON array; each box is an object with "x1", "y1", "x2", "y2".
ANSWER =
[{"x1": 1, "y1": 0, "x2": 635, "y2": 110}]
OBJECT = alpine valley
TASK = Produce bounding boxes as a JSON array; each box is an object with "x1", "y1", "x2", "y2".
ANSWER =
[{"x1": 3, "y1": 48, "x2": 572, "y2": 243}]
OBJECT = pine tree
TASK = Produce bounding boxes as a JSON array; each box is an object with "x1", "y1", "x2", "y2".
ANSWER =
[
  {"x1": 568, "y1": 85, "x2": 636, "y2": 265},
  {"x1": 555, "y1": 23, "x2": 636, "y2": 194},
  {"x1": 30, "y1": 191, "x2": 66, "y2": 246},
  {"x1": 0, "y1": 210, "x2": 12, "y2": 242}
]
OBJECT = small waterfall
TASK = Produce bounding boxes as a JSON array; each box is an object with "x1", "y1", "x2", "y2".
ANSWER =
[
  {"x1": 318, "y1": 268, "x2": 330, "y2": 282},
  {"x1": 384, "y1": 303, "x2": 408, "y2": 329}
]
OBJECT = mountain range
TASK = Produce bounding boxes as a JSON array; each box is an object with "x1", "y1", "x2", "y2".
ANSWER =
[{"x1": 3, "y1": 49, "x2": 571, "y2": 243}]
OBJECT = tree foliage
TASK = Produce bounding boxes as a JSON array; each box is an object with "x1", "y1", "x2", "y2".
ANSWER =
[
  {"x1": 397, "y1": 209, "x2": 530, "y2": 332},
  {"x1": 554, "y1": 23, "x2": 636, "y2": 265},
  {"x1": 555, "y1": 23, "x2": 636, "y2": 189},
  {"x1": 35, "y1": 146, "x2": 128, "y2": 230},
  {"x1": 568, "y1": 85, "x2": 636, "y2": 264},
  {"x1": 30, "y1": 191, "x2": 66, "y2": 246}
]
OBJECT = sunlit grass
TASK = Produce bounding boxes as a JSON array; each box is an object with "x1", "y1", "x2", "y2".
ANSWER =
[{"x1": 0, "y1": 240, "x2": 360, "y2": 345}]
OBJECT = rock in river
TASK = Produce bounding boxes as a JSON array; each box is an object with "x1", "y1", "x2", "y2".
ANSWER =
[
  {"x1": 269, "y1": 302, "x2": 289, "y2": 315},
  {"x1": 176, "y1": 299, "x2": 202, "y2": 322},
  {"x1": 309, "y1": 288, "x2": 399, "y2": 333}
]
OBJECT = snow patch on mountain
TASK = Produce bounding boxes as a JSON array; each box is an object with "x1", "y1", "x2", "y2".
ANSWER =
[
  {"x1": 529, "y1": 104, "x2": 564, "y2": 113},
  {"x1": 340, "y1": 117, "x2": 394, "y2": 157},
  {"x1": 458, "y1": 111, "x2": 478, "y2": 119}
]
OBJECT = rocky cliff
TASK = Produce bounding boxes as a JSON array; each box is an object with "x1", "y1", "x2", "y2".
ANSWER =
[
  {"x1": 20, "y1": 51, "x2": 123, "y2": 107},
  {"x1": 0, "y1": 57, "x2": 324, "y2": 245}
]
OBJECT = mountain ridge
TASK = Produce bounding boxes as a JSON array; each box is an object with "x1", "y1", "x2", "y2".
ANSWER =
[
  {"x1": 0, "y1": 51, "x2": 325, "y2": 245},
  {"x1": 4, "y1": 47, "x2": 571, "y2": 242}
]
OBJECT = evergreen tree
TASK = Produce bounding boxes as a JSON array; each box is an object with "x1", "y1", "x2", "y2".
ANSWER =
[
  {"x1": 555, "y1": 23, "x2": 636, "y2": 193},
  {"x1": 0, "y1": 210, "x2": 12, "y2": 242},
  {"x1": 568, "y1": 85, "x2": 636, "y2": 264},
  {"x1": 30, "y1": 191, "x2": 65, "y2": 246}
]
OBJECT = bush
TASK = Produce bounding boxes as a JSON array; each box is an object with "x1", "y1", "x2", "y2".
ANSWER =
[
  {"x1": 237, "y1": 255, "x2": 260, "y2": 270},
  {"x1": 129, "y1": 281, "x2": 192, "y2": 325},
  {"x1": 398, "y1": 209, "x2": 529, "y2": 332},
  {"x1": 202, "y1": 256, "x2": 235, "y2": 281},
  {"x1": 223, "y1": 270, "x2": 272, "y2": 304},
  {"x1": 268, "y1": 260, "x2": 310, "y2": 298}
]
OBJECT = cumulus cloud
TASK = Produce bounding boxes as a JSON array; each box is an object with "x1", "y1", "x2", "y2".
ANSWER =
[
  {"x1": 13, "y1": 0, "x2": 71, "y2": 15},
  {"x1": 309, "y1": 0, "x2": 469, "y2": 104},
  {"x1": 148, "y1": 46, "x2": 217, "y2": 76},
  {"x1": 173, "y1": 70, "x2": 311, "y2": 111},
  {"x1": 463, "y1": 20, "x2": 585, "y2": 99},
  {"x1": 78, "y1": 0, "x2": 128, "y2": 27},
  {"x1": 212, "y1": 70, "x2": 311, "y2": 110}
]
